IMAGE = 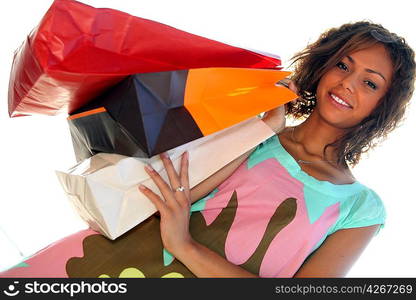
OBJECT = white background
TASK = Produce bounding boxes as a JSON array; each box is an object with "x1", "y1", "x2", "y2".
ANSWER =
[{"x1": 0, "y1": 0, "x2": 415, "y2": 276}]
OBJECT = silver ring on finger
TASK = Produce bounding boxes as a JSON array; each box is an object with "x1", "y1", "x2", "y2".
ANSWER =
[{"x1": 175, "y1": 186, "x2": 186, "y2": 192}]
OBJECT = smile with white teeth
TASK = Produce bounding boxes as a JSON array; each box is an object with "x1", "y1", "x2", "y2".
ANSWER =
[{"x1": 330, "y1": 93, "x2": 352, "y2": 108}]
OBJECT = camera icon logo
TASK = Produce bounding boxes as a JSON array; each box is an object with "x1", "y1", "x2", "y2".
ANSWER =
[{"x1": 3, "y1": 281, "x2": 20, "y2": 297}]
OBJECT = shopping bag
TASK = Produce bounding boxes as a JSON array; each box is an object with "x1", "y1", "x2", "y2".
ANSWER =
[
  {"x1": 67, "y1": 67, "x2": 296, "y2": 160},
  {"x1": 9, "y1": 0, "x2": 282, "y2": 117},
  {"x1": 56, "y1": 117, "x2": 276, "y2": 240}
]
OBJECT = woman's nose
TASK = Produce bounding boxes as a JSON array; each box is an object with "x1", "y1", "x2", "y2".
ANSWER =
[{"x1": 339, "y1": 73, "x2": 357, "y2": 94}]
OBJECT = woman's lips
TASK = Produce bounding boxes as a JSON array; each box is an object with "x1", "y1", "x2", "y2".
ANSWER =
[{"x1": 328, "y1": 92, "x2": 353, "y2": 109}]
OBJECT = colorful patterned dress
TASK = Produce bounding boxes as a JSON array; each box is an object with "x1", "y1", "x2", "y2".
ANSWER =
[{"x1": 1, "y1": 135, "x2": 385, "y2": 278}]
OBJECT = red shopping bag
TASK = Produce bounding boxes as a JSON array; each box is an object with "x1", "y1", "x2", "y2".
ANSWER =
[{"x1": 8, "y1": 0, "x2": 282, "y2": 117}]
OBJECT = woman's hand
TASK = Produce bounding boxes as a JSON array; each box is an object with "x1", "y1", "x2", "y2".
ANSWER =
[
  {"x1": 139, "y1": 151, "x2": 259, "y2": 277},
  {"x1": 277, "y1": 78, "x2": 299, "y2": 95},
  {"x1": 261, "y1": 105, "x2": 286, "y2": 133},
  {"x1": 139, "y1": 151, "x2": 192, "y2": 255},
  {"x1": 262, "y1": 78, "x2": 299, "y2": 133}
]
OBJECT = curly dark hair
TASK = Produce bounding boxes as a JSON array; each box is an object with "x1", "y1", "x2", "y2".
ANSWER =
[{"x1": 287, "y1": 21, "x2": 416, "y2": 166}]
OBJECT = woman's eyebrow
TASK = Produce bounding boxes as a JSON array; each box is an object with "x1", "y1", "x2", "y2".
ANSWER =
[{"x1": 346, "y1": 55, "x2": 386, "y2": 81}]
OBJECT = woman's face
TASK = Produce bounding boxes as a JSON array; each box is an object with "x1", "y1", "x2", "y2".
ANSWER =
[{"x1": 315, "y1": 43, "x2": 393, "y2": 129}]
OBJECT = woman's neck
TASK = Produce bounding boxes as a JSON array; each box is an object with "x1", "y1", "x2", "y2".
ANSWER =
[{"x1": 293, "y1": 112, "x2": 347, "y2": 162}]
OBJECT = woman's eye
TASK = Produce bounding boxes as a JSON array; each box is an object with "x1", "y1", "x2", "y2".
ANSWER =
[
  {"x1": 365, "y1": 80, "x2": 377, "y2": 90},
  {"x1": 336, "y1": 62, "x2": 348, "y2": 71}
]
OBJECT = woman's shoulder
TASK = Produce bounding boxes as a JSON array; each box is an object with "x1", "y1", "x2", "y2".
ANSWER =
[
  {"x1": 350, "y1": 185, "x2": 384, "y2": 211},
  {"x1": 328, "y1": 184, "x2": 386, "y2": 235}
]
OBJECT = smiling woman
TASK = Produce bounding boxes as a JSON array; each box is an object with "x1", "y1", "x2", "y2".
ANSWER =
[
  {"x1": 1, "y1": 1, "x2": 416, "y2": 278},
  {"x1": 134, "y1": 21, "x2": 416, "y2": 277},
  {"x1": 287, "y1": 22, "x2": 415, "y2": 167},
  {"x1": 317, "y1": 44, "x2": 393, "y2": 128}
]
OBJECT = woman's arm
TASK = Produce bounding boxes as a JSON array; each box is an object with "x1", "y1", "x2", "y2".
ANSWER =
[
  {"x1": 190, "y1": 105, "x2": 286, "y2": 203},
  {"x1": 171, "y1": 237, "x2": 259, "y2": 277},
  {"x1": 140, "y1": 151, "x2": 380, "y2": 277},
  {"x1": 173, "y1": 221, "x2": 381, "y2": 277},
  {"x1": 174, "y1": 224, "x2": 381, "y2": 278},
  {"x1": 294, "y1": 225, "x2": 381, "y2": 277}
]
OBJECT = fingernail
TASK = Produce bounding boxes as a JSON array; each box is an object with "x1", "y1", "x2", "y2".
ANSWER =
[
  {"x1": 183, "y1": 151, "x2": 188, "y2": 159},
  {"x1": 144, "y1": 164, "x2": 153, "y2": 172},
  {"x1": 138, "y1": 184, "x2": 146, "y2": 191}
]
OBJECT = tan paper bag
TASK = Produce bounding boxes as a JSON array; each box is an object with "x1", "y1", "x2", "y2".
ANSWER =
[{"x1": 56, "y1": 117, "x2": 275, "y2": 240}]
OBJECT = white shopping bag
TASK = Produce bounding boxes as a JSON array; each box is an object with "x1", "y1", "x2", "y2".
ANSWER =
[{"x1": 56, "y1": 117, "x2": 275, "y2": 240}]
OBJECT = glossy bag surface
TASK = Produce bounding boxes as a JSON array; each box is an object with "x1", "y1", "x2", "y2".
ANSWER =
[
  {"x1": 67, "y1": 68, "x2": 295, "y2": 160},
  {"x1": 8, "y1": 0, "x2": 282, "y2": 117}
]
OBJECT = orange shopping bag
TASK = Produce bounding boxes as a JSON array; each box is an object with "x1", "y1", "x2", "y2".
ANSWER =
[{"x1": 68, "y1": 67, "x2": 296, "y2": 160}]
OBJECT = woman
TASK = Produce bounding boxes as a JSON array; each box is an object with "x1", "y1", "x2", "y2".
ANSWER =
[
  {"x1": 2, "y1": 21, "x2": 414, "y2": 279},
  {"x1": 139, "y1": 21, "x2": 416, "y2": 277}
]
